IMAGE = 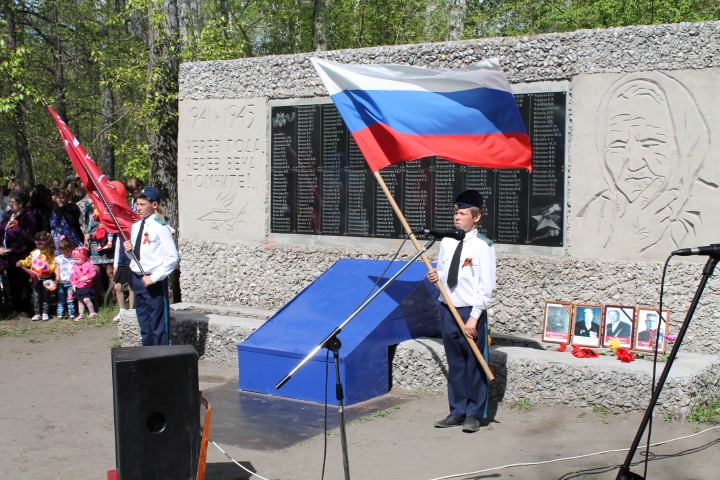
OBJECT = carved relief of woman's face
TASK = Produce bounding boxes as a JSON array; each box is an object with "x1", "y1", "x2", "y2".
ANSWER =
[{"x1": 604, "y1": 86, "x2": 677, "y2": 206}]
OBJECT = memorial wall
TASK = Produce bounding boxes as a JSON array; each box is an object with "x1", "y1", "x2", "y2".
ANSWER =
[
  {"x1": 269, "y1": 91, "x2": 566, "y2": 247},
  {"x1": 178, "y1": 22, "x2": 720, "y2": 353},
  {"x1": 178, "y1": 99, "x2": 267, "y2": 241}
]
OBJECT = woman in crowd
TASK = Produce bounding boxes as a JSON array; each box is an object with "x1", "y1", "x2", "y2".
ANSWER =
[
  {"x1": 0, "y1": 190, "x2": 37, "y2": 314},
  {"x1": 65, "y1": 179, "x2": 93, "y2": 232},
  {"x1": 30, "y1": 184, "x2": 53, "y2": 233},
  {"x1": 49, "y1": 187, "x2": 84, "y2": 254},
  {"x1": 126, "y1": 178, "x2": 145, "y2": 211}
]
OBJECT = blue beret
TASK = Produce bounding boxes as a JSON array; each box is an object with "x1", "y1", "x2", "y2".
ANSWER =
[
  {"x1": 141, "y1": 186, "x2": 162, "y2": 202},
  {"x1": 454, "y1": 190, "x2": 483, "y2": 209}
]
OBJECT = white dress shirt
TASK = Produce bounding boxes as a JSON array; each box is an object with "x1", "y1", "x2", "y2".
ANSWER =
[
  {"x1": 435, "y1": 228, "x2": 496, "y2": 319},
  {"x1": 129, "y1": 214, "x2": 179, "y2": 283}
]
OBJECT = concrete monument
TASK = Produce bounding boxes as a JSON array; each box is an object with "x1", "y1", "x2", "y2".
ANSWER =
[
  {"x1": 571, "y1": 69, "x2": 718, "y2": 260},
  {"x1": 177, "y1": 98, "x2": 268, "y2": 242}
]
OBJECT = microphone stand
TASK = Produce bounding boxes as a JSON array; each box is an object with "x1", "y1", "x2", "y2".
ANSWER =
[
  {"x1": 276, "y1": 237, "x2": 438, "y2": 480},
  {"x1": 616, "y1": 254, "x2": 719, "y2": 480}
]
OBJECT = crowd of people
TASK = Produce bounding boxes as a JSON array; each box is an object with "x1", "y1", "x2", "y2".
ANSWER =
[{"x1": 0, "y1": 173, "x2": 145, "y2": 322}]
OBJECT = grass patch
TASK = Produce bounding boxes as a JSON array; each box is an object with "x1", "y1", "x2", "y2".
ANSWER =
[
  {"x1": 353, "y1": 405, "x2": 402, "y2": 423},
  {"x1": 688, "y1": 399, "x2": 720, "y2": 424},
  {"x1": 509, "y1": 398, "x2": 533, "y2": 412},
  {"x1": 592, "y1": 405, "x2": 612, "y2": 416},
  {"x1": 0, "y1": 304, "x2": 119, "y2": 341},
  {"x1": 592, "y1": 404, "x2": 619, "y2": 424},
  {"x1": 0, "y1": 325, "x2": 33, "y2": 337},
  {"x1": 83, "y1": 305, "x2": 117, "y2": 327}
]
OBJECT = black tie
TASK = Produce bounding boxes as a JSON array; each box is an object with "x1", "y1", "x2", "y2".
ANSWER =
[
  {"x1": 133, "y1": 218, "x2": 145, "y2": 261},
  {"x1": 446, "y1": 239, "x2": 463, "y2": 289}
]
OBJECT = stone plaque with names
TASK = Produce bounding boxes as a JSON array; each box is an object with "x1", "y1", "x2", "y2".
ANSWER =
[{"x1": 270, "y1": 91, "x2": 566, "y2": 246}]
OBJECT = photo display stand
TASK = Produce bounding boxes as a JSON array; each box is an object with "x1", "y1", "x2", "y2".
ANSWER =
[
  {"x1": 275, "y1": 237, "x2": 438, "y2": 480},
  {"x1": 616, "y1": 254, "x2": 719, "y2": 480}
]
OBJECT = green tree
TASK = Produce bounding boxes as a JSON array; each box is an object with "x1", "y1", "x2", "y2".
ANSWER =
[
  {"x1": 467, "y1": 0, "x2": 720, "y2": 37},
  {"x1": 1, "y1": 0, "x2": 718, "y2": 198},
  {"x1": 1, "y1": 0, "x2": 34, "y2": 185}
]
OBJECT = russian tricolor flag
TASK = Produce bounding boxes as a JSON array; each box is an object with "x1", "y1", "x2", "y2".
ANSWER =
[{"x1": 311, "y1": 58, "x2": 532, "y2": 173}]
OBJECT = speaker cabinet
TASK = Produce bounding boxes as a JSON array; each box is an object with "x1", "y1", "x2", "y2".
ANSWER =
[{"x1": 111, "y1": 345, "x2": 199, "y2": 480}]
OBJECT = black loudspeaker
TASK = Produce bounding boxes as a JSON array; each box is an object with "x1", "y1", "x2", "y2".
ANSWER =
[{"x1": 111, "y1": 345, "x2": 200, "y2": 480}]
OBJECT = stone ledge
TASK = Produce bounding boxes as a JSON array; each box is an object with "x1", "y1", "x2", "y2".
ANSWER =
[
  {"x1": 170, "y1": 301, "x2": 275, "y2": 320},
  {"x1": 118, "y1": 308, "x2": 720, "y2": 418},
  {"x1": 392, "y1": 338, "x2": 720, "y2": 418},
  {"x1": 118, "y1": 304, "x2": 268, "y2": 365}
]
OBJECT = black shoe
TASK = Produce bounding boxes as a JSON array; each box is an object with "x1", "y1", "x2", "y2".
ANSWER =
[
  {"x1": 462, "y1": 417, "x2": 480, "y2": 433},
  {"x1": 434, "y1": 414, "x2": 465, "y2": 428}
]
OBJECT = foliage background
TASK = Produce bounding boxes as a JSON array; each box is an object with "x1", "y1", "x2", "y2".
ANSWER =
[{"x1": 1, "y1": 0, "x2": 718, "y2": 188}]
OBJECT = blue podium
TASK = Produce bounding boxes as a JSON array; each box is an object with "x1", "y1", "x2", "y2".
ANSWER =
[{"x1": 238, "y1": 258, "x2": 441, "y2": 405}]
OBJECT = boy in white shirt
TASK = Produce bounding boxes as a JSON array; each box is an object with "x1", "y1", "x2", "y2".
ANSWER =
[{"x1": 427, "y1": 190, "x2": 496, "y2": 433}]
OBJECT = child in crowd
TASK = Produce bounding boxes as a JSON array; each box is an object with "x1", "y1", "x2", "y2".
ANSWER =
[
  {"x1": 92, "y1": 211, "x2": 115, "y2": 251},
  {"x1": 112, "y1": 233, "x2": 134, "y2": 321},
  {"x1": 54, "y1": 238, "x2": 77, "y2": 319},
  {"x1": 71, "y1": 246, "x2": 97, "y2": 321},
  {"x1": 17, "y1": 231, "x2": 56, "y2": 321}
]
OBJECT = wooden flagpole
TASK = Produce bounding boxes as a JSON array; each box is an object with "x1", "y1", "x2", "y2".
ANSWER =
[{"x1": 373, "y1": 171, "x2": 494, "y2": 381}]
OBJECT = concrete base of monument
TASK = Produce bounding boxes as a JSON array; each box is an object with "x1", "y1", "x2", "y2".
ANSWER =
[
  {"x1": 118, "y1": 302, "x2": 272, "y2": 365},
  {"x1": 395, "y1": 335, "x2": 720, "y2": 418},
  {"x1": 117, "y1": 302, "x2": 720, "y2": 418}
]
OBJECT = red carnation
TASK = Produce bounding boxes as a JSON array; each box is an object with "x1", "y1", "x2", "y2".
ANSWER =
[
  {"x1": 557, "y1": 343, "x2": 567, "y2": 352},
  {"x1": 615, "y1": 348, "x2": 636, "y2": 363},
  {"x1": 572, "y1": 345, "x2": 599, "y2": 358}
]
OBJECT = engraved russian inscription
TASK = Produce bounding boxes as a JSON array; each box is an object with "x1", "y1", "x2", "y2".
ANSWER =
[{"x1": 270, "y1": 91, "x2": 566, "y2": 245}]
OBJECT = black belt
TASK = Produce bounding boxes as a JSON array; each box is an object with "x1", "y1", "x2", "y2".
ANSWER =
[{"x1": 133, "y1": 271, "x2": 153, "y2": 277}]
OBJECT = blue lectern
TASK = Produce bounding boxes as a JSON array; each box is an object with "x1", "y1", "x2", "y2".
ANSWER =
[{"x1": 238, "y1": 258, "x2": 441, "y2": 405}]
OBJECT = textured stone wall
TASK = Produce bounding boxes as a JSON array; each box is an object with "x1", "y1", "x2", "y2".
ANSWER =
[
  {"x1": 391, "y1": 339, "x2": 720, "y2": 418},
  {"x1": 180, "y1": 23, "x2": 720, "y2": 101},
  {"x1": 118, "y1": 313, "x2": 720, "y2": 418},
  {"x1": 179, "y1": 238, "x2": 720, "y2": 354},
  {"x1": 178, "y1": 22, "x2": 720, "y2": 354}
]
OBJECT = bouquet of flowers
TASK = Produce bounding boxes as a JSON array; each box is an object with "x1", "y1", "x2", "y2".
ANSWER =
[{"x1": 31, "y1": 256, "x2": 52, "y2": 277}]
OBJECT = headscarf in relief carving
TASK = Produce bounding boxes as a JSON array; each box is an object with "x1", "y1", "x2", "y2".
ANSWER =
[{"x1": 578, "y1": 71, "x2": 713, "y2": 255}]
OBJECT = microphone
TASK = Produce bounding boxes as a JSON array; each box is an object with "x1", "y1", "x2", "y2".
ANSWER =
[
  {"x1": 419, "y1": 228, "x2": 466, "y2": 241},
  {"x1": 672, "y1": 244, "x2": 720, "y2": 257}
]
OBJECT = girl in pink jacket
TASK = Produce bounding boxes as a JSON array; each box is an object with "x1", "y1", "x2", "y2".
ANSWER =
[{"x1": 71, "y1": 246, "x2": 97, "y2": 321}]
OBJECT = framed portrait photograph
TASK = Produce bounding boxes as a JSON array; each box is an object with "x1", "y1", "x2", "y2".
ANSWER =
[
  {"x1": 634, "y1": 308, "x2": 670, "y2": 353},
  {"x1": 571, "y1": 304, "x2": 603, "y2": 347},
  {"x1": 602, "y1": 305, "x2": 635, "y2": 348},
  {"x1": 542, "y1": 301, "x2": 573, "y2": 344}
]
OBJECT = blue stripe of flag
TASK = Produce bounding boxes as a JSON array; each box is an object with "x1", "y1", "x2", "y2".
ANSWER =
[{"x1": 330, "y1": 87, "x2": 525, "y2": 136}]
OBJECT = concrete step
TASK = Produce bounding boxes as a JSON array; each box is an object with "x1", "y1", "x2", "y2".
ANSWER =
[
  {"x1": 170, "y1": 301, "x2": 275, "y2": 321},
  {"x1": 393, "y1": 338, "x2": 720, "y2": 418},
  {"x1": 118, "y1": 304, "x2": 720, "y2": 418},
  {"x1": 118, "y1": 303, "x2": 275, "y2": 364}
]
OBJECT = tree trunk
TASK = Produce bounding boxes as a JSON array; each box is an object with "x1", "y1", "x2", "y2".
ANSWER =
[
  {"x1": 97, "y1": 0, "x2": 117, "y2": 178},
  {"x1": 147, "y1": 0, "x2": 181, "y2": 301},
  {"x1": 312, "y1": 0, "x2": 329, "y2": 51},
  {"x1": 447, "y1": 0, "x2": 467, "y2": 41},
  {"x1": 218, "y1": 0, "x2": 229, "y2": 21},
  {"x1": 2, "y1": 0, "x2": 34, "y2": 186},
  {"x1": 178, "y1": 0, "x2": 202, "y2": 42},
  {"x1": 100, "y1": 82, "x2": 116, "y2": 178},
  {"x1": 48, "y1": 0, "x2": 68, "y2": 124}
]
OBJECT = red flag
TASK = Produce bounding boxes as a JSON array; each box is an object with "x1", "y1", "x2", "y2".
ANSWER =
[{"x1": 47, "y1": 105, "x2": 138, "y2": 237}]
